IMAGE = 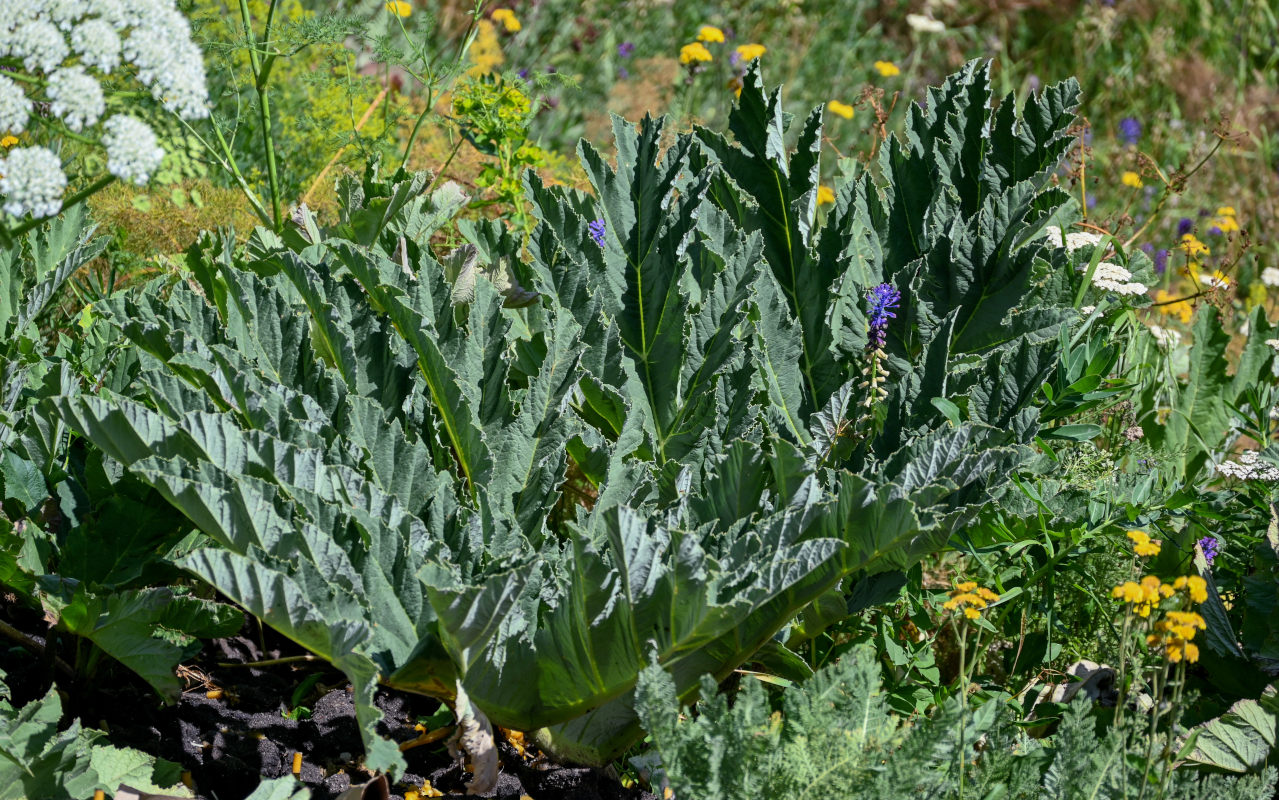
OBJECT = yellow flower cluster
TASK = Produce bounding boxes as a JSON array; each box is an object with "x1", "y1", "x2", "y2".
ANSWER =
[
  {"x1": 1180, "y1": 233, "x2": 1210, "y2": 260},
  {"x1": 1148, "y1": 609, "x2": 1207, "y2": 664},
  {"x1": 1212, "y1": 206, "x2": 1240, "y2": 233},
  {"x1": 697, "y1": 25, "x2": 725, "y2": 43},
  {"x1": 1112, "y1": 573, "x2": 1209, "y2": 662},
  {"x1": 827, "y1": 100, "x2": 855, "y2": 119},
  {"x1": 680, "y1": 42, "x2": 713, "y2": 64},
  {"x1": 1111, "y1": 575, "x2": 1172, "y2": 618},
  {"x1": 817, "y1": 185, "x2": 835, "y2": 205},
  {"x1": 491, "y1": 8, "x2": 521, "y2": 32},
  {"x1": 385, "y1": 1, "x2": 411, "y2": 18},
  {"x1": 943, "y1": 581, "x2": 1000, "y2": 620},
  {"x1": 0, "y1": 135, "x2": 17, "y2": 148},
  {"x1": 1127, "y1": 530, "x2": 1161, "y2": 557},
  {"x1": 736, "y1": 43, "x2": 767, "y2": 61},
  {"x1": 874, "y1": 60, "x2": 901, "y2": 77},
  {"x1": 1121, "y1": 171, "x2": 1143, "y2": 188},
  {"x1": 1153, "y1": 289, "x2": 1192, "y2": 324}
]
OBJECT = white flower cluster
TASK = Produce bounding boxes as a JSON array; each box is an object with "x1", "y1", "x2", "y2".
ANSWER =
[
  {"x1": 47, "y1": 66, "x2": 104, "y2": 132},
  {"x1": 101, "y1": 115, "x2": 164, "y2": 185},
  {"x1": 0, "y1": 1, "x2": 211, "y2": 218},
  {"x1": 0, "y1": 3, "x2": 208, "y2": 120},
  {"x1": 70, "y1": 19, "x2": 121, "y2": 73},
  {"x1": 1088, "y1": 260, "x2": 1147, "y2": 296},
  {"x1": 1148, "y1": 324, "x2": 1182, "y2": 349},
  {"x1": 1263, "y1": 267, "x2": 1279, "y2": 288},
  {"x1": 1265, "y1": 338, "x2": 1279, "y2": 353},
  {"x1": 0, "y1": 76, "x2": 31, "y2": 134},
  {"x1": 1216, "y1": 451, "x2": 1279, "y2": 482},
  {"x1": 0, "y1": 147, "x2": 66, "y2": 218},
  {"x1": 1043, "y1": 226, "x2": 1103, "y2": 252}
]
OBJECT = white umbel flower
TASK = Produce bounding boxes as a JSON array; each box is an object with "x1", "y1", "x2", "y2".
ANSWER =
[
  {"x1": 0, "y1": 6, "x2": 40, "y2": 36},
  {"x1": 101, "y1": 115, "x2": 164, "y2": 185},
  {"x1": 10, "y1": 19, "x2": 69, "y2": 73},
  {"x1": 70, "y1": 19, "x2": 122, "y2": 73},
  {"x1": 0, "y1": 76, "x2": 31, "y2": 134},
  {"x1": 85, "y1": 0, "x2": 130, "y2": 30},
  {"x1": 47, "y1": 0, "x2": 87, "y2": 30},
  {"x1": 124, "y1": 27, "x2": 209, "y2": 119},
  {"x1": 0, "y1": 146, "x2": 66, "y2": 218},
  {"x1": 1262, "y1": 267, "x2": 1279, "y2": 288},
  {"x1": 47, "y1": 66, "x2": 105, "y2": 132}
]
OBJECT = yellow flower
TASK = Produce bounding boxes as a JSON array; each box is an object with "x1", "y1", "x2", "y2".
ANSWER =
[
  {"x1": 491, "y1": 8, "x2": 521, "y2": 32},
  {"x1": 1153, "y1": 289, "x2": 1192, "y2": 324},
  {"x1": 874, "y1": 60, "x2": 901, "y2": 77},
  {"x1": 963, "y1": 607, "x2": 980, "y2": 620},
  {"x1": 827, "y1": 100, "x2": 855, "y2": 119},
  {"x1": 1121, "y1": 171, "x2": 1143, "y2": 188},
  {"x1": 0, "y1": 135, "x2": 16, "y2": 148},
  {"x1": 1127, "y1": 531, "x2": 1162, "y2": 557},
  {"x1": 679, "y1": 42, "x2": 713, "y2": 65},
  {"x1": 955, "y1": 581, "x2": 977, "y2": 592},
  {"x1": 697, "y1": 25, "x2": 725, "y2": 43},
  {"x1": 817, "y1": 185, "x2": 835, "y2": 205},
  {"x1": 736, "y1": 43, "x2": 766, "y2": 61},
  {"x1": 1213, "y1": 215, "x2": 1240, "y2": 233},
  {"x1": 975, "y1": 587, "x2": 1000, "y2": 603},
  {"x1": 1186, "y1": 575, "x2": 1208, "y2": 604},
  {"x1": 1180, "y1": 233, "x2": 1210, "y2": 259},
  {"x1": 1217, "y1": 206, "x2": 1237, "y2": 217},
  {"x1": 385, "y1": 0, "x2": 411, "y2": 17}
]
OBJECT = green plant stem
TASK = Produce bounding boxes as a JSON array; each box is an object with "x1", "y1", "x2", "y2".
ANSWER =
[
  {"x1": 216, "y1": 654, "x2": 320, "y2": 668},
  {"x1": 189, "y1": 118, "x2": 274, "y2": 228},
  {"x1": 0, "y1": 619, "x2": 74, "y2": 678},
  {"x1": 238, "y1": 0, "x2": 283, "y2": 229},
  {"x1": 955, "y1": 619, "x2": 969, "y2": 800}
]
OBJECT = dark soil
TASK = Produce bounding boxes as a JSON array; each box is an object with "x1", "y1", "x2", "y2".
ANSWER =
[{"x1": 0, "y1": 600, "x2": 657, "y2": 800}]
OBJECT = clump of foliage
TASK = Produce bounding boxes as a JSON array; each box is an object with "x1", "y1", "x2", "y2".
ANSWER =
[
  {"x1": 635, "y1": 646, "x2": 1278, "y2": 799},
  {"x1": 43, "y1": 60, "x2": 1115, "y2": 780}
]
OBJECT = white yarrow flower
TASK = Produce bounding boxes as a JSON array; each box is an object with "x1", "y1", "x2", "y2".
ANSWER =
[
  {"x1": 70, "y1": 19, "x2": 122, "y2": 73},
  {"x1": 47, "y1": 66, "x2": 105, "y2": 132},
  {"x1": 1262, "y1": 267, "x2": 1279, "y2": 288},
  {"x1": 1065, "y1": 231, "x2": 1103, "y2": 251},
  {"x1": 1216, "y1": 451, "x2": 1279, "y2": 482},
  {"x1": 0, "y1": 76, "x2": 31, "y2": 134},
  {"x1": 906, "y1": 13, "x2": 946, "y2": 33},
  {"x1": 101, "y1": 115, "x2": 164, "y2": 185},
  {"x1": 11, "y1": 19, "x2": 69, "y2": 73},
  {"x1": 0, "y1": 146, "x2": 66, "y2": 218}
]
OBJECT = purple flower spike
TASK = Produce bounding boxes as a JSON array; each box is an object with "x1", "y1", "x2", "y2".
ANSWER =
[
  {"x1": 618, "y1": 41, "x2": 635, "y2": 58},
  {"x1": 1199, "y1": 536, "x2": 1220, "y2": 565},
  {"x1": 866, "y1": 283, "x2": 901, "y2": 350},
  {"x1": 588, "y1": 218, "x2": 607, "y2": 248},
  {"x1": 1154, "y1": 248, "x2": 1169, "y2": 274},
  {"x1": 1119, "y1": 117, "x2": 1142, "y2": 146},
  {"x1": 1177, "y1": 217, "x2": 1194, "y2": 237}
]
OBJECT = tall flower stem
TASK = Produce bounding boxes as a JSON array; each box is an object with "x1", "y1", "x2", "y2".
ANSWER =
[{"x1": 238, "y1": 0, "x2": 283, "y2": 230}]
